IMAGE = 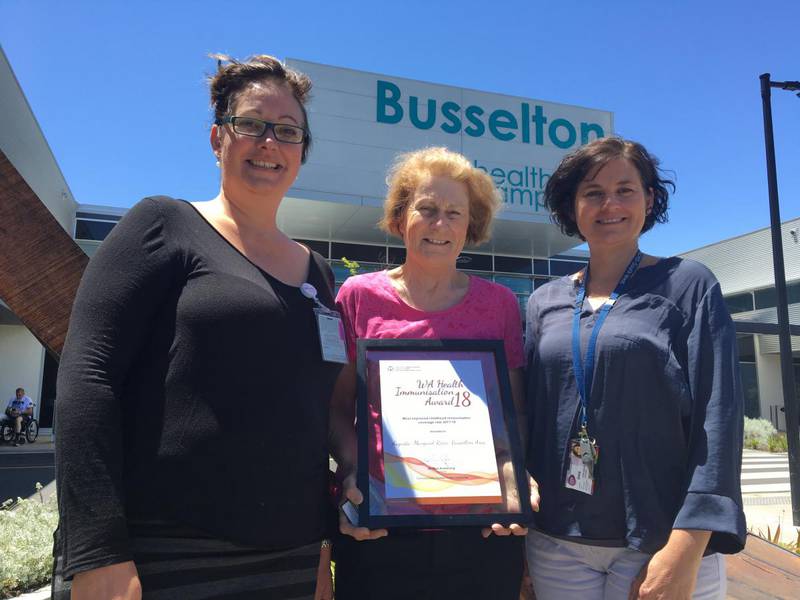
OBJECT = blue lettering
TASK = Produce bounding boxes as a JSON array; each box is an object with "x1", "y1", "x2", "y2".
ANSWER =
[
  {"x1": 510, "y1": 188, "x2": 534, "y2": 206},
  {"x1": 549, "y1": 118, "x2": 576, "y2": 149},
  {"x1": 508, "y1": 169, "x2": 523, "y2": 187},
  {"x1": 490, "y1": 168, "x2": 506, "y2": 185},
  {"x1": 440, "y1": 101, "x2": 462, "y2": 134},
  {"x1": 521, "y1": 103, "x2": 530, "y2": 143},
  {"x1": 580, "y1": 122, "x2": 605, "y2": 143},
  {"x1": 535, "y1": 190, "x2": 546, "y2": 211},
  {"x1": 409, "y1": 96, "x2": 436, "y2": 130},
  {"x1": 532, "y1": 105, "x2": 547, "y2": 145},
  {"x1": 376, "y1": 80, "x2": 403, "y2": 124},
  {"x1": 538, "y1": 168, "x2": 550, "y2": 189},
  {"x1": 464, "y1": 105, "x2": 485, "y2": 137},
  {"x1": 375, "y1": 81, "x2": 599, "y2": 150},
  {"x1": 488, "y1": 109, "x2": 517, "y2": 141}
]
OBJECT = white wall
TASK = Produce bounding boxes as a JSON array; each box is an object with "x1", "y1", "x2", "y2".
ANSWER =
[
  {"x1": 0, "y1": 47, "x2": 77, "y2": 232},
  {"x1": 680, "y1": 217, "x2": 800, "y2": 296},
  {"x1": 754, "y1": 336, "x2": 786, "y2": 431},
  {"x1": 287, "y1": 58, "x2": 613, "y2": 221},
  {"x1": 0, "y1": 325, "x2": 44, "y2": 420}
]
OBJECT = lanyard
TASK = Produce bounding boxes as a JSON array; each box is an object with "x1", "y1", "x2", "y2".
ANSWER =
[{"x1": 571, "y1": 251, "x2": 642, "y2": 432}]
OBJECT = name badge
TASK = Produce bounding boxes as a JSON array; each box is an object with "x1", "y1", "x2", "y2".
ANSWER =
[
  {"x1": 314, "y1": 308, "x2": 348, "y2": 364},
  {"x1": 564, "y1": 438, "x2": 598, "y2": 495}
]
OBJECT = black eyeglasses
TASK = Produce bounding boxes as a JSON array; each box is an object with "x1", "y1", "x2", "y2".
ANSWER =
[{"x1": 219, "y1": 116, "x2": 306, "y2": 144}]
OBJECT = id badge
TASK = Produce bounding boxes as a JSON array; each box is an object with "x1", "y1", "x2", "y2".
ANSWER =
[
  {"x1": 564, "y1": 438, "x2": 599, "y2": 495},
  {"x1": 314, "y1": 308, "x2": 348, "y2": 364}
]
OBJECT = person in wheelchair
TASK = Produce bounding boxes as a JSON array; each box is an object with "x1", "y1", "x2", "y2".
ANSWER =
[{"x1": 5, "y1": 387, "x2": 33, "y2": 446}]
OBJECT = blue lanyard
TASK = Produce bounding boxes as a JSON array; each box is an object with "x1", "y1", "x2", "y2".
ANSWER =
[{"x1": 571, "y1": 251, "x2": 642, "y2": 432}]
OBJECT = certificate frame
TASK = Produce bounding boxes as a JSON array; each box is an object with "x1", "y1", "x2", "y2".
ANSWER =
[{"x1": 355, "y1": 338, "x2": 531, "y2": 528}]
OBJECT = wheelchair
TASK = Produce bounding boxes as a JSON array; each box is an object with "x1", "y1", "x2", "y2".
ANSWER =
[{"x1": 1, "y1": 408, "x2": 39, "y2": 444}]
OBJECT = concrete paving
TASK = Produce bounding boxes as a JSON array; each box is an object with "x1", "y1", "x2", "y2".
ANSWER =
[
  {"x1": 5, "y1": 446, "x2": 799, "y2": 599},
  {"x1": 741, "y1": 449, "x2": 798, "y2": 546},
  {"x1": 0, "y1": 440, "x2": 55, "y2": 502}
]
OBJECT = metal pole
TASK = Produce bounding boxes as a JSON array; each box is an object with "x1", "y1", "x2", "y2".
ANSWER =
[{"x1": 760, "y1": 73, "x2": 800, "y2": 525}]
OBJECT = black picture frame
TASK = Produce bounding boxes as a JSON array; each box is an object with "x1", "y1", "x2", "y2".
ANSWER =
[{"x1": 354, "y1": 338, "x2": 531, "y2": 528}]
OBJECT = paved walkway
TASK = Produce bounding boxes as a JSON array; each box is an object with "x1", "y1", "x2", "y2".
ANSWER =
[
  {"x1": 741, "y1": 449, "x2": 796, "y2": 546},
  {"x1": 6, "y1": 447, "x2": 799, "y2": 599},
  {"x1": 742, "y1": 448, "x2": 790, "y2": 494}
]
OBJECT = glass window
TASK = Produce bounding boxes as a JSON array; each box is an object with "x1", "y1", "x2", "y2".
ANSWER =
[
  {"x1": 550, "y1": 253, "x2": 588, "y2": 262},
  {"x1": 739, "y1": 363, "x2": 760, "y2": 419},
  {"x1": 39, "y1": 352, "x2": 58, "y2": 429},
  {"x1": 549, "y1": 260, "x2": 586, "y2": 277},
  {"x1": 494, "y1": 256, "x2": 532, "y2": 274},
  {"x1": 457, "y1": 253, "x2": 493, "y2": 271},
  {"x1": 295, "y1": 239, "x2": 328, "y2": 258},
  {"x1": 754, "y1": 287, "x2": 777, "y2": 310},
  {"x1": 331, "y1": 242, "x2": 386, "y2": 263},
  {"x1": 534, "y1": 276, "x2": 553, "y2": 290},
  {"x1": 470, "y1": 272, "x2": 493, "y2": 281},
  {"x1": 76, "y1": 212, "x2": 121, "y2": 221},
  {"x1": 516, "y1": 295, "x2": 529, "y2": 319},
  {"x1": 75, "y1": 219, "x2": 116, "y2": 241},
  {"x1": 330, "y1": 262, "x2": 352, "y2": 284},
  {"x1": 387, "y1": 247, "x2": 406, "y2": 265},
  {"x1": 330, "y1": 260, "x2": 383, "y2": 285},
  {"x1": 724, "y1": 292, "x2": 754, "y2": 315},
  {"x1": 533, "y1": 259, "x2": 549, "y2": 276},
  {"x1": 788, "y1": 281, "x2": 800, "y2": 305},
  {"x1": 494, "y1": 275, "x2": 532, "y2": 295},
  {"x1": 737, "y1": 335, "x2": 756, "y2": 362}
]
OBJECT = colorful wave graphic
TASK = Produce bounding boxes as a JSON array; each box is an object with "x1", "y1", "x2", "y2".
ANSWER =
[{"x1": 384, "y1": 452, "x2": 501, "y2": 503}]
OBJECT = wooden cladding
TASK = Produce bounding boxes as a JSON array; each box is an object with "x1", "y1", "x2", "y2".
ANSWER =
[{"x1": 0, "y1": 148, "x2": 88, "y2": 357}]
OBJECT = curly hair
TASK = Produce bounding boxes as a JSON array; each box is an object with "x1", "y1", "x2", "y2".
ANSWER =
[
  {"x1": 208, "y1": 54, "x2": 313, "y2": 163},
  {"x1": 379, "y1": 147, "x2": 501, "y2": 246},
  {"x1": 544, "y1": 137, "x2": 674, "y2": 240}
]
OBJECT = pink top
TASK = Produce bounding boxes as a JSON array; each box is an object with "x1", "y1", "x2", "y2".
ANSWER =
[
  {"x1": 336, "y1": 270, "x2": 524, "y2": 506},
  {"x1": 336, "y1": 270, "x2": 525, "y2": 368}
]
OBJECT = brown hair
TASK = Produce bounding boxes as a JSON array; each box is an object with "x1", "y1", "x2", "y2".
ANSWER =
[
  {"x1": 208, "y1": 54, "x2": 313, "y2": 163},
  {"x1": 379, "y1": 147, "x2": 501, "y2": 246},
  {"x1": 544, "y1": 137, "x2": 674, "y2": 240}
]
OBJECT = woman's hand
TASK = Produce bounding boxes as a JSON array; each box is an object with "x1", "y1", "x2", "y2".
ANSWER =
[
  {"x1": 71, "y1": 561, "x2": 142, "y2": 600},
  {"x1": 481, "y1": 476, "x2": 540, "y2": 538},
  {"x1": 314, "y1": 542, "x2": 333, "y2": 600},
  {"x1": 338, "y1": 469, "x2": 388, "y2": 541},
  {"x1": 329, "y1": 363, "x2": 386, "y2": 542},
  {"x1": 628, "y1": 530, "x2": 711, "y2": 600}
]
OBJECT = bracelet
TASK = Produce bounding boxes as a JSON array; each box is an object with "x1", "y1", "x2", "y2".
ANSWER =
[{"x1": 321, "y1": 539, "x2": 332, "y2": 550}]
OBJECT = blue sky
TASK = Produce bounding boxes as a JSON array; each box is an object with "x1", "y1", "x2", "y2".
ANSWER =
[{"x1": 1, "y1": 0, "x2": 798, "y2": 256}]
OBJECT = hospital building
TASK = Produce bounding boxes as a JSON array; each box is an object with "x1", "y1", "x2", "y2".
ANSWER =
[{"x1": 1, "y1": 50, "x2": 797, "y2": 438}]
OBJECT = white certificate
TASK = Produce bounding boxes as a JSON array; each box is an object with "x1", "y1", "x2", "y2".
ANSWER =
[{"x1": 378, "y1": 359, "x2": 502, "y2": 503}]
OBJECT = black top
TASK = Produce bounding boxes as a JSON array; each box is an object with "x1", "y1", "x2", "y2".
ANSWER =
[
  {"x1": 525, "y1": 257, "x2": 746, "y2": 555},
  {"x1": 55, "y1": 197, "x2": 342, "y2": 578}
]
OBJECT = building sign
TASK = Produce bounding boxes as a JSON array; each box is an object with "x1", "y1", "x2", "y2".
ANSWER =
[
  {"x1": 288, "y1": 59, "x2": 613, "y2": 221},
  {"x1": 376, "y1": 80, "x2": 605, "y2": 149}
]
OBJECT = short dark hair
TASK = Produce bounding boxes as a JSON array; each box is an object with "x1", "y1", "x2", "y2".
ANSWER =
[
  {"x1": 15, "y1": 388, "x2": 24, "y2": 394},
  {"x1": 544, "y1": 137, "x2": 674, "y2": 240},
  {"x1": 208, "y1": 54, "x2": 313, "y2": 163}
]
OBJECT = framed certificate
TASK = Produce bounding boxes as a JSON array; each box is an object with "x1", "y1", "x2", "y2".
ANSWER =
[{"x1": 354, "y1": 338, "x2": 531, "y2": 528}]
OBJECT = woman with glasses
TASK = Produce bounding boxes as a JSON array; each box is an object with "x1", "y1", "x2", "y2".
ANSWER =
[
  {"x1": 53, "y1": 55, "x2": 339, "y2": 600},
  {"x1": 524, "y1": 137, "x2": 746, "y2": 599}
]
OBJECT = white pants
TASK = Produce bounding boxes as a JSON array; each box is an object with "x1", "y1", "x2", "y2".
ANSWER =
[{"x1": 526, "y1": 530, "x2": 726, "y2": 600}]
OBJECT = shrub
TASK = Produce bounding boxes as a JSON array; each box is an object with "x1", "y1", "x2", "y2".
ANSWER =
[
  {"x1": 768, "y1": 432, "x2": 788, "y2": 453},
  {"x1": 743, "y1": 417, "x2": 777, "y2": 451},
  {"x1": 0, "y1": 485, "x2": 58, "y2": 599}
]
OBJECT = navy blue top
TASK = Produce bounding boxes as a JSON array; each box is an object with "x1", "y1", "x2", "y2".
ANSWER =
[{"x1": 525, "y1": 257, "x2": 746, "y2": 554}]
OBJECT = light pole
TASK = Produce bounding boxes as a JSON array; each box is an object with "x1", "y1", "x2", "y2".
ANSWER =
[{"x1": 759, "y1": 73, "x2": 800, "y2": 525}]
